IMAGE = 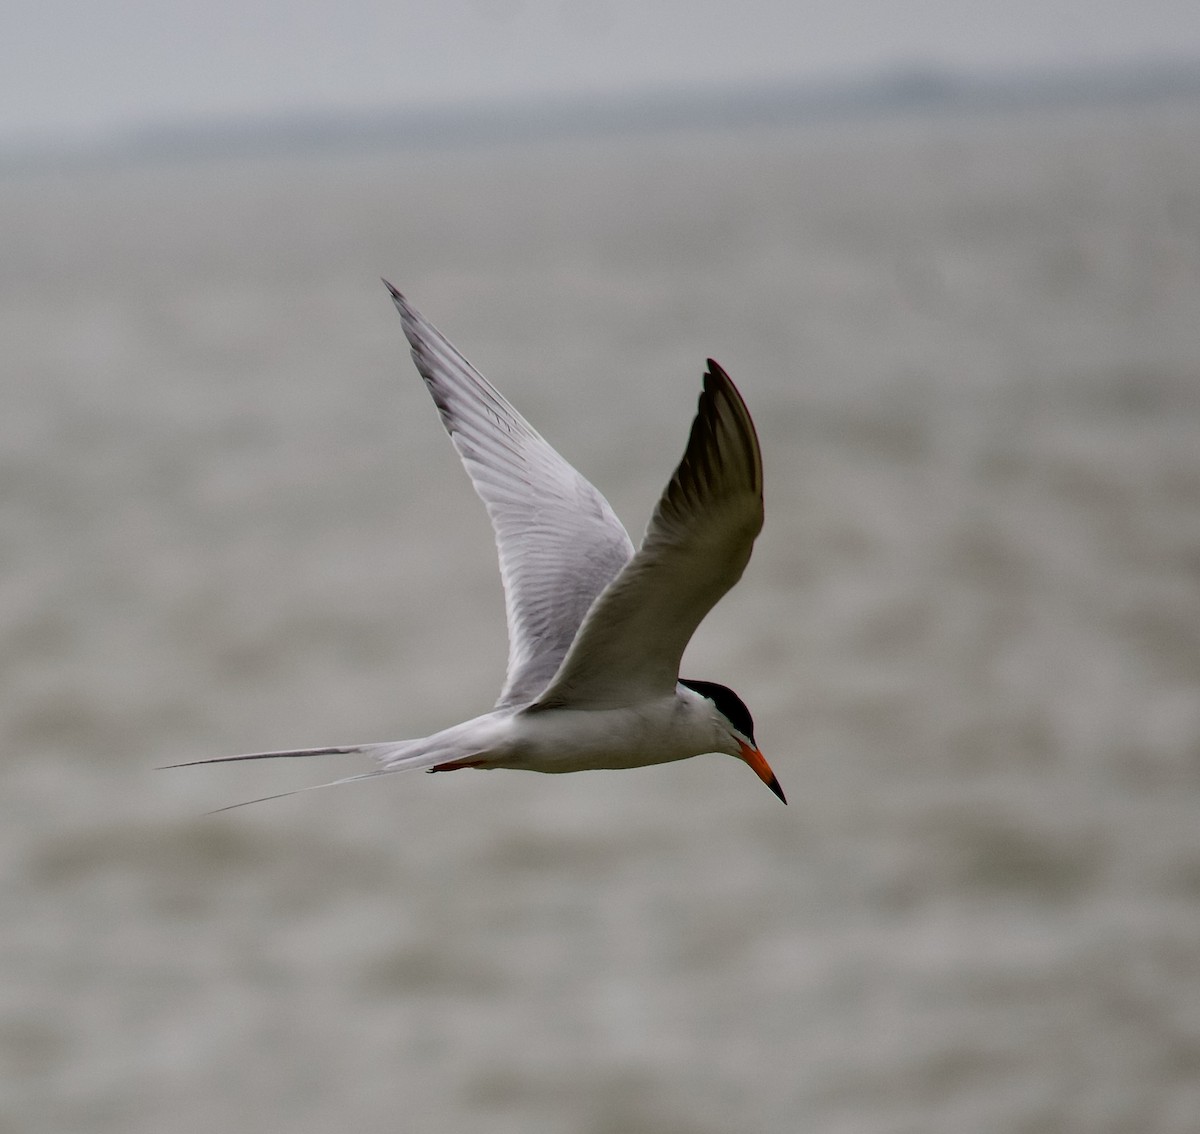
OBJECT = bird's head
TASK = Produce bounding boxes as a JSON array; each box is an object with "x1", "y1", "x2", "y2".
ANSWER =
[{"x1": 680, "y1": 678, "x2": 785, "y2": 804}]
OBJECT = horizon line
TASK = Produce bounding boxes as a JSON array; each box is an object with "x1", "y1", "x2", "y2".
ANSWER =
[{"x1": 5, "y1": 57, "x2": 1200, "y2": 172}]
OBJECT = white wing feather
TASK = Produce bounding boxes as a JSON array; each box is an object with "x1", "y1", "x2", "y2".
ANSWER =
[{"x1": 385, "y1": 284, "x2": 634, "y2": 708}]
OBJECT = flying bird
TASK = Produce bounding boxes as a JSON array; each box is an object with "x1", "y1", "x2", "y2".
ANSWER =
[{"x1": 172, "y1": 284, "x2": 783, "y2": 808}]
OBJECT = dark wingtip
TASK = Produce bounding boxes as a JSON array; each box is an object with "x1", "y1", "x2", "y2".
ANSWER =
[
  {"x1": 697, "y1": 356, "x2": 763, "y2": 498},
  {"x1": 381, "y1": 278, "x2": 403, "y2": 301},
  {"x1": 704, "y1": 360, "x2": 731, "y2": 393}
]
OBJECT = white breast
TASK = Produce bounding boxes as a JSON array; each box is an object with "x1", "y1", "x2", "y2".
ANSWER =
[{"x1": 499, "y1": 693, "x2": 720, "y2": 774}]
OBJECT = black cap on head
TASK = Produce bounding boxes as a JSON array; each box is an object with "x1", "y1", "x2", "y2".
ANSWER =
[{"x1": 679, "y1": 679, "x2": 756, "y2": 744}]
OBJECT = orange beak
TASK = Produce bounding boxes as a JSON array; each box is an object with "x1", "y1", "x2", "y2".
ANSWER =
[{"x1": 738, "y1": 741, "x2": 786, "y2": 804}]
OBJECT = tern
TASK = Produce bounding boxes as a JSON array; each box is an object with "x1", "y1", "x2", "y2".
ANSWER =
[{"x1": 172, "y1": 283, "x2": 784, "y2": 807}]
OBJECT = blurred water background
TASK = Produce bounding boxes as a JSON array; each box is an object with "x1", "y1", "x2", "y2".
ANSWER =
[{"x1": 3, "y1": 90, "x2": 1200, "y2": 1133}]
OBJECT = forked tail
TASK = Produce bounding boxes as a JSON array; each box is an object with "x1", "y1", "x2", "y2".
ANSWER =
[{"x1": 162, "y1": 737, "x2": 474, "y2": 813}]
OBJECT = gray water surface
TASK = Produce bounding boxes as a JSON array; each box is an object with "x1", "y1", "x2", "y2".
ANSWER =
[{"x1": 4, "y1": 99, "x2": 1200, "y2": 1133}]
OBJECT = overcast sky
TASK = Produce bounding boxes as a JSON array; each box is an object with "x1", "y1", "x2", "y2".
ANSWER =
[{"x1": 5, "y1": 0, "x2": 1200, "y2": 147}]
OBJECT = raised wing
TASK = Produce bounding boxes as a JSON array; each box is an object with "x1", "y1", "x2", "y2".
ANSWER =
[
  {"x1": 384, "y1": 283, "x2": 634, "y2": 708},
  {"x1": 531, "y1": 360, "x2": 763, "y2": 710}
]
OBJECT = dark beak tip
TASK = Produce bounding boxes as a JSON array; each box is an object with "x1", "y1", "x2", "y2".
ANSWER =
[{"x1": 768, "y1": 776, "x2": 787, "y2": 805}]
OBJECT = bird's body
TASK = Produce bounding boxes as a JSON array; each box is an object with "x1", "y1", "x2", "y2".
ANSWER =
[
  {"x1": 376, "y1": 686, "x2": 736, "y2": 776},
  {"x1": 173, "y1": 284, "x2": 784, "y2": 807}
]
